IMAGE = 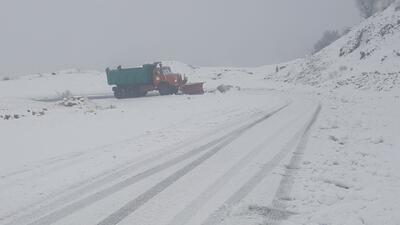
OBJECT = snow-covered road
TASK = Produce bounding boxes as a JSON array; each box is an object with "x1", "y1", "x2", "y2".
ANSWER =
[
  {"x1": 3, "y1": 61, "x2": 398, "y2": 225},
  {"x1": 0, "y1": 83, "x2": 321, "y2": 225}
]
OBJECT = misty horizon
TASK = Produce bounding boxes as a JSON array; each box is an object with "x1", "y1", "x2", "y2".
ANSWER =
[{"x1": 0, "y1": 0, "x2": 361, "y2": 76}]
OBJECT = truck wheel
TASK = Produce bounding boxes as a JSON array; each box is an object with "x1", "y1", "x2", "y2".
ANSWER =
[
  {"x1": 159, "y1": 83, "x2": 171, "y2": 96},
  {"x1": 114, "y1": 89, "x2": 123, "y2": 99},
  {"x1": 170, "y1": 86, "x2": 179, "y2": 95},
  {"x1": 128, "y1": 86, "x2": 140, "y2": 98},
  {"x1": 114, "y1": 87, "x2": 127, "y2": 99},
  {"x1": 140, "y1": 91, "x2": 148, "y2": 97}
]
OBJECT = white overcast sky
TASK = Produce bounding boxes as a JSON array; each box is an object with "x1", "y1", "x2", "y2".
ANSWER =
[{"x1": 0, "y1": 0, "x2": 361, "y2": 75}]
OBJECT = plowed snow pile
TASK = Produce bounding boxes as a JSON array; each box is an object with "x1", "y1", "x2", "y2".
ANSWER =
[{"x1": 271, "y1": 3, "x2": 400, "y2": 91}]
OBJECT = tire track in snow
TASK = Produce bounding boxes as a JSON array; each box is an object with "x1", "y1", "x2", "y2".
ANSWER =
[
  {"x1": 262, "y1": 103, "x2": 322, "y2": 224},
  {"x1": 201, "y1": 103, "x2": 321, "y2": 225},
  {"x1": 22, "y1": 104, "x2": 289, "y2": 225},
  {"x1": 3, "y1": 108, "x2": 272, "y2": 225},
  {"x1": 22, "y1": 135, "x2": 230, "y2": 225},
  {"x1": 166, "y1": 113, "x2": 304, "y2": 225},
  {"x1": 95, "y1": 105, "x2": 289, "y2": 225},
  {"x1": 0, "y1": 104, "x2": 257, "y2": 184}
]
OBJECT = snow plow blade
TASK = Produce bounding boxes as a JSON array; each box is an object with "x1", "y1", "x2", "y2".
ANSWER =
[{"x1": 181, "y1": 82, "x2": 204, "y2": 95}]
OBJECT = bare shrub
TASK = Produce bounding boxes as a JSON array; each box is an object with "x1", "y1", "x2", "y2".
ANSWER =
[
  {"x1": 355, "y1": 0, "x2": 395, "y2": 18},
  {"x1": 313, "y1": 30, "x2": 341, "y2": 54},
  {"x1": 57, "y1": 90, "x2": 73, "y2": 99}
]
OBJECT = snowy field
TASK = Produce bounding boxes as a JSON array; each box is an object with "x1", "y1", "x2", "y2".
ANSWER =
[{"x1": 0, "y1": 61, "x2": 399, "y2": 225}]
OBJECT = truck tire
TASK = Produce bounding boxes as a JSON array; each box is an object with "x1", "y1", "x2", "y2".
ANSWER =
[
  {"x1": 139, "y1": 91, "x2": 148, "y2": 97},
  {"x1": 114, "y1": 86, "x2": 132, "y2": 99},
  {"x1": 114, "y1": 87, "x2": 125, "y2": 99},
  {"x1": 170, "y1": 86, "x2": 179, "y2": 94},
  {"x1": 127, "y1": 86, "x2": 140, "y2": 98},
  {"x1": 158, "y1": 83, "x2": 171, "y2": 96}
]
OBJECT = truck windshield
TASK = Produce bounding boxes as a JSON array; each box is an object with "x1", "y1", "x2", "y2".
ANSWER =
[{"x1": 162, "y1": 67, "x2": 172, "y2": 74}]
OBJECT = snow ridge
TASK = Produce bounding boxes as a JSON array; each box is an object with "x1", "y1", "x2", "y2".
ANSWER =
[{"x1": 271, "y1": 2, "x2": 400, "y2": 91}]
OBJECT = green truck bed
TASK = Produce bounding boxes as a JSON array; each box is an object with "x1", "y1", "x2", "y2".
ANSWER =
[{"x1": 106, "y1": 64, "x2": 155, "y2": 86}]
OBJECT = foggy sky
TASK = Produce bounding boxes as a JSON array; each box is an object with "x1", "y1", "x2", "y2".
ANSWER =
[{"x1": 0, "y1": 0, "x2": 361, "y2": 76}]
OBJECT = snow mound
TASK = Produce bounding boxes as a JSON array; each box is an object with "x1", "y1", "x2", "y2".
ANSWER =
[{"x1": 271, "y1": 2, "x2": 400, "y2": 91}]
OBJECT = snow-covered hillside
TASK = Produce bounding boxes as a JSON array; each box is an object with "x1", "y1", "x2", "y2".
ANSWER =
[{"x1": 270, "y1": 2, "x2": 400, "y2": 91}]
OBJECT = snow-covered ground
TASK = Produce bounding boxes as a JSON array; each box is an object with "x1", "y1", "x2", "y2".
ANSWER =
[
  {"x1": 280, "y1": 87, "x2": 400, "y2": 225},
  {"x1": 1, "y1": 3, "x2": 399, "y2": 225},
  {"x1": 0, "y1": 66, "x2": 304, "y2": 225},
  {"x1": 1, "y1": 63, "x2": 398, "y2": 225}
]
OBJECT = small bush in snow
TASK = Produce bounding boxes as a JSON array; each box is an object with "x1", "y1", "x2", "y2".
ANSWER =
[
  {"x1": 216, "y1": 84, "x2": 241, "y2": 93},
  {"x1": 2, "y1": 76, "x2": 10, "y2": 81},
  {"x1": 217, "y1": 85, "x2": 233, "y2": 93},
  {"x1": 57, "y1": 90, "x2": 73, "y2": 99}
]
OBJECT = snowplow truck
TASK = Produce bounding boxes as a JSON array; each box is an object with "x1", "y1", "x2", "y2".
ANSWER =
[{"x1": 106, "y1": 62, "x2": 187, "y2": 98}]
